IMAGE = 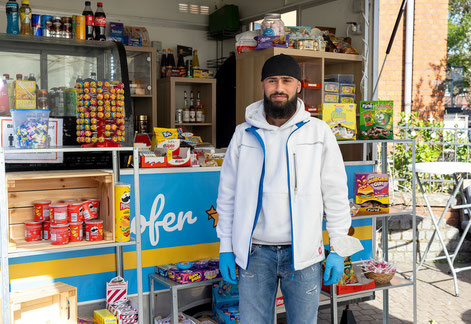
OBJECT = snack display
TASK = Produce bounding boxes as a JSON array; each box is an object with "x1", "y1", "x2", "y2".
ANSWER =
[
  {"x1": 254, "y1": 35, "x2": 289, "y2": 50},
  {"x1": 355, "y1": 173, "x2": 389, "y2": 214},
  {"x1": 359, "y1": 101, "x2": 394, "y2": 139},
  {"x1": 361, "y1": 259, "x2": 396, "y2": 284},
  {"x1": 75, "y1": 80, "x2": 126, "y2": 147},
  {"x1": 322, "y1": 103, "x2": 356, "y2": 140},
  {"x1": 156, "y1": 258, "x2": 221, "y2": 284},
  {"x1": 11, "y1": 108, "x2": 50, "y2": 149}
]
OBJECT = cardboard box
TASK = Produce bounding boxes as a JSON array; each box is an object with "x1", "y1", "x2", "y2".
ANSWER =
[
  {"x1": 354, "y1": 172, "x2": 389, "y2": 214},
  {"x1": 359, "y1": 101, "x2": 394, "y2": 139},
  {"x1": 94, "y1": 309, "x2": 117, "y2": 324},
  {"x1": 322, "y1": 103, "x2": 357, "y2": 140}
]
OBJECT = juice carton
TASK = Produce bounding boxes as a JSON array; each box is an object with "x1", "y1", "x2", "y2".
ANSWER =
[
  {"x1": 354, "y1": 173, "x2": 389, "y2": 214},
  {"x1": 359, "y1": 101, "x2": 393, "y2": 139},
  {"x1": 322, "y1": 103, "x2": 357, "y2": 140}
]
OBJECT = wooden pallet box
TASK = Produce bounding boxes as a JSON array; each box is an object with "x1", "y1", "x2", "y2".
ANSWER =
[{"x1": 7, "y1": 170, "x2": 115, "y2": 252}]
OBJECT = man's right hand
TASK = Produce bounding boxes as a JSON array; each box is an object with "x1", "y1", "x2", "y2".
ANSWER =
[{"x1": 219, "y1": 252, "x2": 238, "y2": 284}]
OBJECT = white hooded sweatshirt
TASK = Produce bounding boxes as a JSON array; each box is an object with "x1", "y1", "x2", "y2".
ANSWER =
[{"x1": 216, "y1": 98, "x2": 362, "y2": 271}]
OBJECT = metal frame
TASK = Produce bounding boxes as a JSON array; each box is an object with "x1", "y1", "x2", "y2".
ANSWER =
[
  {"x1": 0, "y1": 146, "x2": 144, "y2": 324},
  {"x1": 330, "y1": 139, "x2": 417, "y2": 324}
]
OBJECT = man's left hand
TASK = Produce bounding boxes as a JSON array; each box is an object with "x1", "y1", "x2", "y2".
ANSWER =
[{"x1": 323, "y1": 252, "x2": 345, "y2": 285}]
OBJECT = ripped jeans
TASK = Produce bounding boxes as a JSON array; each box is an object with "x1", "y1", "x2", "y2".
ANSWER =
[{"x1": 239, "y1": 244, "x2": 322, "y2": 324}]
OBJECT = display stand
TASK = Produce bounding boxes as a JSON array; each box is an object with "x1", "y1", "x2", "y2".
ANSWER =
[{"x1": 0, "y1": 146, "x2": 144, "y2": 324}]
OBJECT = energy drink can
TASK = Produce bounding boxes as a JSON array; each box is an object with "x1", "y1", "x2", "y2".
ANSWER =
[
  {"x1": 52, "y1": 16, "x2": 62, "y2": 37},
  {"x1": 32, "y1": 14, "x2": 41, "y2": 36},
  {"x1": 74, "y1": 15, "x2": 86, "y2": 40},
  {"x1": 41, "y1": 15, "x2": 53, "y2": 37},
  {"x1": 115, "y1": 183, "x2": 131, "y2": 242},
  {"x1": 62, "y1": 17, "x2": 72, "y2": 38}
]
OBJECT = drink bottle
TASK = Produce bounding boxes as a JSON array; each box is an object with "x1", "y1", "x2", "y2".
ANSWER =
[
  {"x1": 94, "y1": 2, "x2": 106, "y2": 41},
  {"x1": 82, "y1": 1, "x2": 94, "y2": 40},
  {"x1": 6, "y1": 0, "x2": 20, "y2": 34},
  {"x1": 19, "y1": 0, "x2": 32, "y2": 35}
]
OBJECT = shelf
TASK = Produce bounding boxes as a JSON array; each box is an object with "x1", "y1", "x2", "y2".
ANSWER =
[
  {"x1": 131, "y1": 94, "x2": 153, "y2": 98},
  {"x1": 150, "y1": 273, "x2": 221, "y2": 291},
  {"x1": 8, "y1": 238, "x2": 136, "y2": 258},
  {"x1": 352, "y1": 207, "x2": 413, "y2": 220},
  {"x1": 161, "y1": 77, "x2": 216, "y2": 84},
  {"x1": 2, "y1": 146, "x2": 134, "y2": 154},
  {"x1": 175, "y1": 123, "x2": 212, "y2": 126},
  {"x1": 333, "y1": 276, "x2": 413, "y2": 300}
]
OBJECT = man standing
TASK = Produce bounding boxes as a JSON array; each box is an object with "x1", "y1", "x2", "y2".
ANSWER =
[{"x1": 216, "y1": 54, "x2": 362, "y2": 323}]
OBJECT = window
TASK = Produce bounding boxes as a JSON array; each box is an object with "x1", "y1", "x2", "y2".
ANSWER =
[{"x1": 178, "y1": 3, "x2": 209, "y2": 15}]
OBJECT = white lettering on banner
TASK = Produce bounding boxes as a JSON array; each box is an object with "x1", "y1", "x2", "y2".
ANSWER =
[{"x1": 130, "y1": 193, "x2": 197, "y2": 246}]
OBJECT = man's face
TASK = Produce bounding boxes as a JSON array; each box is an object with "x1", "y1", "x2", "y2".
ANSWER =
[{"x1": 262, "y1": 76, "x2": 301, "y2": 119}]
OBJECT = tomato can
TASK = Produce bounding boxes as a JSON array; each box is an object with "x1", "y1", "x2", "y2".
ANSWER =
[
  {"x1": 25, "y1": 221, "x2": 43, "y2": 241},
  {"x1": 50, "y1": 203, "x2": 68, "y2": 225},
  {"x1": 33, "y1": 200, "x2": 51, "y2": 221},
  {"x1": 43, "y1": 220, "x2": 50, "y2": 240},
  {"x1": 115, "y1": 183, "x2": 131, "y2": 242},
  {"x1": 69, "y1": 222, "x2": 83, "y2": 242},
  {"x1": 67, "y1": 201, "x2": 83, "y2": 223},
  {"x1": 85, "y1": 219, "x2": 103, "y2": 241},
  {"x1": 51, "y1": 223, "x2": 69, "y2": 245}
]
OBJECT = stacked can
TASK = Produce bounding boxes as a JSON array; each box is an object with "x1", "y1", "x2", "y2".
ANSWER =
[{"x1": 75, "y1": 81, "x2": 126, "y2": 146}]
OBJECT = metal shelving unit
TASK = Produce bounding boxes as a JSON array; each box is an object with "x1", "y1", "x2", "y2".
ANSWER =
[{"x1": 0, "y1": 146, "x2": 144, "y2": 324}]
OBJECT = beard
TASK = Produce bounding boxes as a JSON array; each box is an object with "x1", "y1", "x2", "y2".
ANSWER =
[{"x1": 263, "y1": 92, "x2": 298, "y2": 119}]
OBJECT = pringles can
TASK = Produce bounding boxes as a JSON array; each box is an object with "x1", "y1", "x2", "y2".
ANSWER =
[
  {"x1": 41, "y1": 15, "x2": 54, "y2": 37},
  {"x1": 32, "y1": 14, "x2": 42, "y2": 36},
  {"x1": 115, "y1": 183, "x2": 131, "y2": 242},
  {"x1": 74, "y1": 15, "x2": 86, "y2": 40}
]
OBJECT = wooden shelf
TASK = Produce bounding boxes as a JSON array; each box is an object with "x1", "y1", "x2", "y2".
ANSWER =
[
  {"x1": 161, "y1": 77, "x2": 216, "y2": 84},
  {"x1": 175, "y1": 123, "x2": 212, "y2": 126},
  {"x1": 131, "y1": 94, "x2": 153, "y2": 98}
]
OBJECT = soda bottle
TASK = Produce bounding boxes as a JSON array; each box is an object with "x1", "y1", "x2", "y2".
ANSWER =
[
  {"x1": 94, "y1": 2, "x2": 106, "y2": 41},
  {"x1": 160, "y1": 49, "x2": 167, "y2": 78},
  {"x1": 19, "y1": 0, "x2": 32, "y2": 35},
  {"x1": 6, "y1": 0, "x2": 20, "y2": 34},
  {"x1": 166, "y1": 48, "x2": 176, "y2": 77},
  {"x1": 177, "y1": 49, "x2": 186, "y2": 77},
  {"x1": 82, "y1": 1, "x2": 94, "y2": 40}
]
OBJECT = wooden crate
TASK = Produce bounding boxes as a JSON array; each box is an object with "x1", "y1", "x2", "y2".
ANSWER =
[
  {"x1": 7, "y1": 282, "x2": 77, "y2": 324},
  {"x1": 7, "y1": 170, "x2": 115, "y2": 252}
]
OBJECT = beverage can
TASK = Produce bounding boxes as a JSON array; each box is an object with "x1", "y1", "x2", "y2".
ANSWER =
[
  {"x1": 32, "y1": 14, "x2": 41, "y2": 36},
  {"x1": 37, "y1": 89, "x2": 48, "y2": 109},
  {"x1": 74, "y1": 15, "x2": 86, "y2": 40},
  {"x1": 52, "y1": 16, "x2": 62, "y2": 37},
  {"x1": 62, "y1": 17, "x2": 72, "y2": 38},
  {"x1": 41, "y1": 15, "x2": 53, "y2": 37}
]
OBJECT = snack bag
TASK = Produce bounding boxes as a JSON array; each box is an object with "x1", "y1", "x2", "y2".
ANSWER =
[{"x1": 150, "y1": 127, "x2": 178, "y2": 149}]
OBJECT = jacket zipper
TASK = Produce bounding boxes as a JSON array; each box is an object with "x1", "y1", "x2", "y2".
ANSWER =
[
  {"x1": 286, "y1": 120, "x2": 309, "y2": 278},
  {"x1": 293, "y1": 153, "x2": 298, "y2": 200}
]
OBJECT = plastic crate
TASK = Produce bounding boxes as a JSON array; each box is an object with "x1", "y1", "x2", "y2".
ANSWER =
[{"x1": 324, "y1": 73, "x2": 354, "y2": 84}]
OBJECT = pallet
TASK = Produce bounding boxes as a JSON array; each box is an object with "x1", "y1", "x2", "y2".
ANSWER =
[
  {"x1": 7, "y1": 170, "x2": 115, "y2": 253},
  {"x1": 7, "y1": 282, "x2": 77, "y2": 324}
]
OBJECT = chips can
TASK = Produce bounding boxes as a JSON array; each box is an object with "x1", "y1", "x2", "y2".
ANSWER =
[
  {"x1": 85, "y1": 219, "x2": 103, "y2": 241},
  {"x1": 25, "y1": 221, "x2": 43, "y2": 241},
  {"x1": 51, "y1": 223, "x2": 69, "y2": 245},
  {"x1": 69, "y1": 222, "x2": 83, "y2": 242},
  {"x1": 67, "y1": 201, "x2": 83, "y2": 222},
  {"x1": 50, "y1": 203, "x2": 68, "y2": 225},
  {"x1": 74, "y1": 15, "x2": 86, "y2": 40},
  {"x1": 82, "y1": 200, "x2": 95, "y2": 220},
  {"x1": 115, "y1": 183, "x2": 131, "y2": 242},
  {"x1": 88, "y1": 198, "x2": 100, "y2": 218},
  {"x1": 33, "y1": 200, "x2": 51, "y2": 221},
  {"x1": 43, "y1": 220, "x2": 50, "y2": 240}
]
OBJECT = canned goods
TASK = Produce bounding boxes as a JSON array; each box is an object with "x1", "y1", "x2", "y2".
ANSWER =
[
  {"x1": 49, "y1": 203, "x2": 68, "y2": 225},
  {"x1": 67, "y1": 201, "x2": 83, "y2": 223},
  {"x1": 88, "y1": 198, "x2": 100, "y2": 218},
  {"x1": 43, "y1": 220, "x2": 50, "y2": 240},
  {"x1": 37, "y1": 89, "x2": 48, "y2": 109},
  {"x1": 51, "y1": 223, "x2": 69, "y2": 245},
  {"x1": 62, "y1": 17, "x2": 72, "y2": 38},
  {"x1": 74, "y1": 15, "x2": 86, "y2": 40},
  {"x1": 85, "y1": 219, "x2": 103, "y2": 241},
  {"x1": 115, "y1": 183, "x2": 131, "y2": 242},
  {"x1": 69, "y1": 222, "x2": 83, "y2": 242},
  {"x1": 25, "y1": 221, "x2": 43, "y2": 241},
  {"x1": 52, "y1": 16, "x2": 62, "y2": 37},
  {"x1": 41, "y1": 15, "x2": 54, "y2": 37},
  {"x1": 32, "y1": 14, "x2": 42, "y2": 36},
  {"x1": 82, "y1": 200, "x2": 95, "y2": 220},
  {"x1": 33, "y1": 200, "x2": 51, "y2": 221}
]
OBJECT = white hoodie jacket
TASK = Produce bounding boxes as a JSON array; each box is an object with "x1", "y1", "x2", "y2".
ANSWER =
[{"x1": 216, "y1": 98, "x2": 362, "y2": 271}]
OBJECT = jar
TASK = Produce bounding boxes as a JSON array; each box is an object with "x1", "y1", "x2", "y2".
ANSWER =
[
  {"x1": 261, "y1": 13, "x2": 284, "y2": 36},
  {"x1": 135, "y1": 115, "x2": 148, "y2": 134}
]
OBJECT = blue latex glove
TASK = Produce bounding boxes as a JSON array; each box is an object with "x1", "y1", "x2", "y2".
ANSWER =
[
  {"x1": 219, "y1": 252, "x2": 238, "y2": 285},
  {"x1": 323, "y1": 252, "x2": 345, "y2": 285}
]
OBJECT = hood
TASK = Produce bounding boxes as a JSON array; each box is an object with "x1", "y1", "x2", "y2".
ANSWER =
[{"x1": 245, "y1": 98, "x2": 311, "y2": 130}]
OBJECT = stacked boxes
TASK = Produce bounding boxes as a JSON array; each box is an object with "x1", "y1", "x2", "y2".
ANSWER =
[
  {"x1": 321, "y1": 103, "x2": 357, "y2": 140},
  {"x1": 324, "y1": 74, "x2": 355, "y2": 104},
  {"x1": 212, "y1": 281, "x2": 239, "y2": 324}
]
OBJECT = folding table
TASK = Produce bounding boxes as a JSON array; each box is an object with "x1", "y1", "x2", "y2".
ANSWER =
[{"x1": 413, "y1": 162, "x2": 471, "y2": 296}]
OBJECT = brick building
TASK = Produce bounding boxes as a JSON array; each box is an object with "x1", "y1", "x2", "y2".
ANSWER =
[{"x1": 378, "y1": 0, "x2": 449, "y2": 122}]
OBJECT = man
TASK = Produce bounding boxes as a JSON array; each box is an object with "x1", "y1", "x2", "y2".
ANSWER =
[{"x1": 216, "y1": 54, "x2": 362, "y2": 324}]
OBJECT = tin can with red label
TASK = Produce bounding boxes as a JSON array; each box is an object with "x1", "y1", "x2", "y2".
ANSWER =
[
  {"x1": 85, "y1": 219, "x2": 103, "y2": 241},
  {"x1": 51, "y1": 223, "x2": 69, "y2": 245},
  {"x1": 43, "y1": 220, "x2": 50, "y2": 240},
  {"x1": 67, "y1": 201, "x2": 83, "y2": 223},
  {"x1": 50, "y1": 203, "x2": 68, "y2": 225},
  {"x1": 82, "y1": 200, "x2": 95, "y2": 221},
  {"x1": 88, "y1": 198, "x2": 100, "y2": 218},
  {"x1": 33, "y1": 200, "x2": 51, "y2": 221},
  {"x1": 25, "y1": 221, "x2": 43, "y2": 241},
  {"x1": 69, "y1": 222, "x2": 83, "y2": 242}
]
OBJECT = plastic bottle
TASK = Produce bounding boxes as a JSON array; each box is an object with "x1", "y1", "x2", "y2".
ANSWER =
[
  {"x1": 6, "y1": 0, "x2": 20, "y2": 34},
  {"x1": 82, "y1": 1, "x2": 94, "y2": 40},
  {"x1": 94, "y1": 2, "x2": 106, "y2": 41},
  {"x1": 160, "y1": 49, "x2": 167, "y2": 78},
  {"x1": 19, "y1": 0, "x2": 32, "y2": 35}
]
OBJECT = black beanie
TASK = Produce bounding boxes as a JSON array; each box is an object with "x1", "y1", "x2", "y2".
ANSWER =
[{"x1": 261, "y1": 54, "x2": 302, "y2": 81}]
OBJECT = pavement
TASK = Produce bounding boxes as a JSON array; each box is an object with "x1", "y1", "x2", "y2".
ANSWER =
[{"x1": 316, "y1": 261, "x2": 471, "y2": 324}]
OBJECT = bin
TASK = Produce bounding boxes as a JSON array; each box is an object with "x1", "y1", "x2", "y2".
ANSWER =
[{"x1": 11, "y1": 109, "x2": 50, "y2": 148}]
